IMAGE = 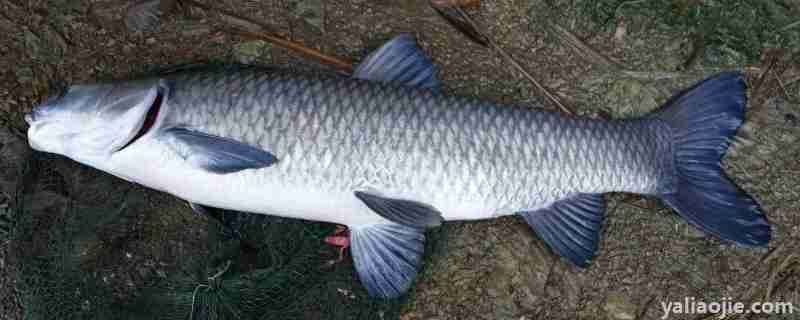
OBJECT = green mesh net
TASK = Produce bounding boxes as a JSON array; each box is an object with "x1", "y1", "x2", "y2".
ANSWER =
[{"x1": 2, "y1": 130, "x2": 402, "y2": 319}]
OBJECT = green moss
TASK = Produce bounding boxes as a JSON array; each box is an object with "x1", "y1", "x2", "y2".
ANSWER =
[{"x1": 576, "y1": 0, "x2": 800, "y2": 63}]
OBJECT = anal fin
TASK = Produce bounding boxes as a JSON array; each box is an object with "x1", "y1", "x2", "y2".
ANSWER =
[
  {"x1": 518, "y1": 193, "x2": 606, "y2": 268},
  {"x1": 350, "y1": 223, "x2": 425, "y2": 299}
]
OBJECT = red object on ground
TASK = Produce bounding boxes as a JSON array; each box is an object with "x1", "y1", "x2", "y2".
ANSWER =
[{"x1": 324, "y1": 225, "x2": 350, "y2": 264}]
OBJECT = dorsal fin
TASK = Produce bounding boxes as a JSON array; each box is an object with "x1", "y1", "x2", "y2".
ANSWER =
[{"x1": 353, "y1": 34, "x2": 441, "y2": 91}]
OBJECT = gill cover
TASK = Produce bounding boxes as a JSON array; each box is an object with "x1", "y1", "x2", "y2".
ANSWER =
[
  {"x1": 76, "y1": 81, "x2": 162, "y2": 156},
  {"x1": 27, "y1": 80, "x2": 163, "y2": 161}
]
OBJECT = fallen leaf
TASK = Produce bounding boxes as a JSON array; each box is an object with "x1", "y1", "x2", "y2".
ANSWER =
[{"x1": 613, "y1": 17, "x2": 626, "y2": 43}]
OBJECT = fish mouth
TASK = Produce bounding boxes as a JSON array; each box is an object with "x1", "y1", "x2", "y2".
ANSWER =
[
  {"x1": 24, "y1": 112, "x2": 35, "y2": 125},
  {"x1": 24, "y1": 106, "x2": 47, "y2": 126},
  {"x1": 26, "y1": 87, "x2": 69, "y2": 126},
  {"x1": 117, "y1": 88, "x2": 164, "y2": 152}
]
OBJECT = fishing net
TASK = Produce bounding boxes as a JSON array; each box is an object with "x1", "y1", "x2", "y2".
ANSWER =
[{"x1": 1, "y1": 126, "x2": 402, "y2": 319}]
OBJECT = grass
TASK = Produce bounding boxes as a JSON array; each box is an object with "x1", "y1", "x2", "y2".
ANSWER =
[{"x1": 575, "y1": 0, "x2": 800, "y2": 64}]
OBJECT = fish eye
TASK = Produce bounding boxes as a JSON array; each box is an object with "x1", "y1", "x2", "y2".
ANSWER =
[
  {"x1": 42, "y1": 82, "x2": 69, "y2": 105},
  {"x1": 52, "y1": 85, "x2": 68, "y2": 101}
]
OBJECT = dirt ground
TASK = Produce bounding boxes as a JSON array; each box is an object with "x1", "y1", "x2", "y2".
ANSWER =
[{"x1": 1, "y1": 0, "x2": 799, "y2": 319}]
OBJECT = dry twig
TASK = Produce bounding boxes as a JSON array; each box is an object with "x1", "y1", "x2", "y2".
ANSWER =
[
  {"x1": 181, "y1": 0, "x2": 354, "y2": 73},
  {"x1": 772, "y1": 69, "x2": 791, "y2": 101},
  {"x1": 429, "y1": 0, "x2": 481, "y2": 8},
  {"x1": 432, "y1": 6, "x2": 489, "y2": 47},
  {"x1": 549, "y1": 23, "x2": 683, "y2": 81},
  {"x1": 780, "y1": 20, "x2": 800, "y2": 32},
  {"x1": 453, "y1": 7, "x2": 574, "y2": 115},
  {"x1": 229, "y1": 29, "x2": 354, "y2": 73},
  {"x1": 550, "y1": 23, "x2": 624, "y2": 71},
  {"x1": 752, "y1": 55, "x2": 779, "y2": 98}
]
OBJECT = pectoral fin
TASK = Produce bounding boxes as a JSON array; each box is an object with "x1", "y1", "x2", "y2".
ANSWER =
[
  {"x1": 162, "y1": 128, "x2": 277, "y2": 174},
  {"x1": 189, "y1": 202, "x2": 241, "y2": 240},
  {"x1": 189, "y1": 202, "x2": 214, "y2": 217},
  {"x1": 518, "y1": 193, "x2": 606, "y2": 268},
  {"x1": 350, "y1": 223, "x2": 426, "y2": 299}
]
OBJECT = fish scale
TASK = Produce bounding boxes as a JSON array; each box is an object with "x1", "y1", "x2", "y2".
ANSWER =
[{"x1": 161, "y1": 69, "x2": 671, "y2": 215}]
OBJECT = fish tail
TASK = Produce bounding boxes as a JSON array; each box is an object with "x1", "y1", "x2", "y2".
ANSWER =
[{"x1": 652, "y1": 72, "x2": 771, "y2": 246}]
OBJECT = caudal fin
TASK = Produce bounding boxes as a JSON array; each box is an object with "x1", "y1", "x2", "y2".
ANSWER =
[{"x1": 653, "y1": 72, "x2": 771, "y2": 247}]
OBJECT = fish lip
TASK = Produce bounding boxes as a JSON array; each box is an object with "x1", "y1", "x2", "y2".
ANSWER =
[
  {"x1": 24, "y1": 112, "x2": 34, "y2": 125},
  {"x1": 24, "y1": 107, "x2": 41, "y2": 125}
]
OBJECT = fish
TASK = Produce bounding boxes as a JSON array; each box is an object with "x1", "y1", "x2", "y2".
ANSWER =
[{"x1": 25, "y1": 34, "x2": 771, "y2": 299}]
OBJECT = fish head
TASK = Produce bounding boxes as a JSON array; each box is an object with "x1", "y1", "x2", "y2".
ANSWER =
[{"x1": 25, "y1": 80, "x2": 163, "y2": 165}]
